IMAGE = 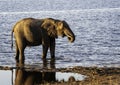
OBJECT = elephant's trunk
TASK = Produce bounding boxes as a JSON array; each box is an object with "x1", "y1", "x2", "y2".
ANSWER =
[
  {"x1": 64, "y1": 29, "x2": 75, "y2": 43},
  {"x1": 67, "y1": 33, "x2": 75, "y2": 43}
]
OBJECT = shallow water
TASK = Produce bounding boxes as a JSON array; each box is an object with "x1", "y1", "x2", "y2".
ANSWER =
[
  {"x1": 0, "y1": 70, "x2": 12, "y2": 85},
  {"x1": 0, "y1": 69, "x2": 86, "y2": 85}
]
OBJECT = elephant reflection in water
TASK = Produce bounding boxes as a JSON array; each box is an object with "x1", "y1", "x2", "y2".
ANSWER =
[{"x1": 15, "y1": 59, "x2": 55, "y2": 85}]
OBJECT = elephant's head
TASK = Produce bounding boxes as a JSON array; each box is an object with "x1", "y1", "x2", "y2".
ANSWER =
[
  {"x1": 55, "y1": 20, "x2": 75, "y2": 43},
  {"x1": 41, "y1": 18, "x2": 75, "y2": 43},
  {"x1": 41, "y1": 18, "x2": 58, "y2": 38}
]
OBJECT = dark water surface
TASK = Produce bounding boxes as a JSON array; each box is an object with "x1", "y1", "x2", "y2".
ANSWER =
[{"x1": 1, "y1": 8, "x2": 120, "y2": 67}]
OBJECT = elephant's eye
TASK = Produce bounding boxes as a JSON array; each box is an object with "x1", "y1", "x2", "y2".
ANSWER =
[{"x1": 47, "y1": 24, "x2": 51, "y2": 27}]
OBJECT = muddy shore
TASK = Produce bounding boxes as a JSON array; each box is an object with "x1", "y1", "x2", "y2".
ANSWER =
[{"x1": 0, "y1": 65, "x2": 120, "y2": 85}]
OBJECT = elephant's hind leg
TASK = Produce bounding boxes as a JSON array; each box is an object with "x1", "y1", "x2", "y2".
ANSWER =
[{"x1": 17, "y1": 38, "x2": 26, "y2": 64}]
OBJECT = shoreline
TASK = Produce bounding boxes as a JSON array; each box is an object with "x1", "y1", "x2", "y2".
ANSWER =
[{"x1": 0, "y1": 65, "x2": 120, "y2": 85}]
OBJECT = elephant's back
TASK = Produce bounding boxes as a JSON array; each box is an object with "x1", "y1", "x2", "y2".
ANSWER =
[
  {"x1": 13, "y1": 18, "x2": 42, "y2": 45},
  {"x1": 13, "y1": 18, "x2": 35, "y2": 31}
]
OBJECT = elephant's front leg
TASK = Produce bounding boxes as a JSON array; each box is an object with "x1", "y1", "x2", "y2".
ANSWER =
[
  {"x1": 42, "y1": 45, "x2": 49, "y2": 59},
  {"x1": 50, "y1": 38, "x2": 55, "y2": 59}
]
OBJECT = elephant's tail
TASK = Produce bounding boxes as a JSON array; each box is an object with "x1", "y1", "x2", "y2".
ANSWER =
[{"x1": 11, "y1": 29, "x2": 14, "y2": 50}]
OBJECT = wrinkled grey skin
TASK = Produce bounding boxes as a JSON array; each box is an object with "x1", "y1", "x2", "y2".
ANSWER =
[{"x1": 11, "y1": 18, "x2": 75, "y2": 64}]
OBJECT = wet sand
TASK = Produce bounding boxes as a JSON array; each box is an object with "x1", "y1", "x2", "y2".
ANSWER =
[{"x1": 0, "y1": 65, "x2": 120, "y2": 85}]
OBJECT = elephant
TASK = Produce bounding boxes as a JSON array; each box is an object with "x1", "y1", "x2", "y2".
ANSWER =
[{"x1": 11, "y1": 18, "x2": 75, "y2": 64}]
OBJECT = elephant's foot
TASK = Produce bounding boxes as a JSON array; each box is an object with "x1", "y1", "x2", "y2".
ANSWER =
[
  {"x1": 42, "y1": 55, "x2": 46, "y2": 60},
  {"x1": 50, "y1": 58, "x2": 55, "y2": 68},
  {"x1": 42, "y1": 58, "x2": 47, "y2": 68},
  {"x1": 51, "y1": 55, "x2": 55, "y2": 59},
  {"x1": 16, "y1": 60, "x2": 19, "y2": 63}
]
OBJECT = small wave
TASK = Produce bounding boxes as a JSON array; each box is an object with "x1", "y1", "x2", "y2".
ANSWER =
[{"x1": 1, "y1": 8, "x2": 120, "y2": 15}]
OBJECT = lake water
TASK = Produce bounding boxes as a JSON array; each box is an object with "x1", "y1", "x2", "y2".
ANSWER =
[
  {"x1": 1, "y1": 0, "x2": 120, "y2": 85},
  {"x1": 1, "y1": 8, "x2": 120, "y2": 68}
]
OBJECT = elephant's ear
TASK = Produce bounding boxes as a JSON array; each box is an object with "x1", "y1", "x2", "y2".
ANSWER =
[
  {"x1": 41, "y1": 20, "x2": 58, "y2": 38},
  {"x1": 56, "y1": 21, "x2": 64, "y2": 36},
  {"x1": 57, "y1": 21, "x2": 63, "y2": 30}
]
